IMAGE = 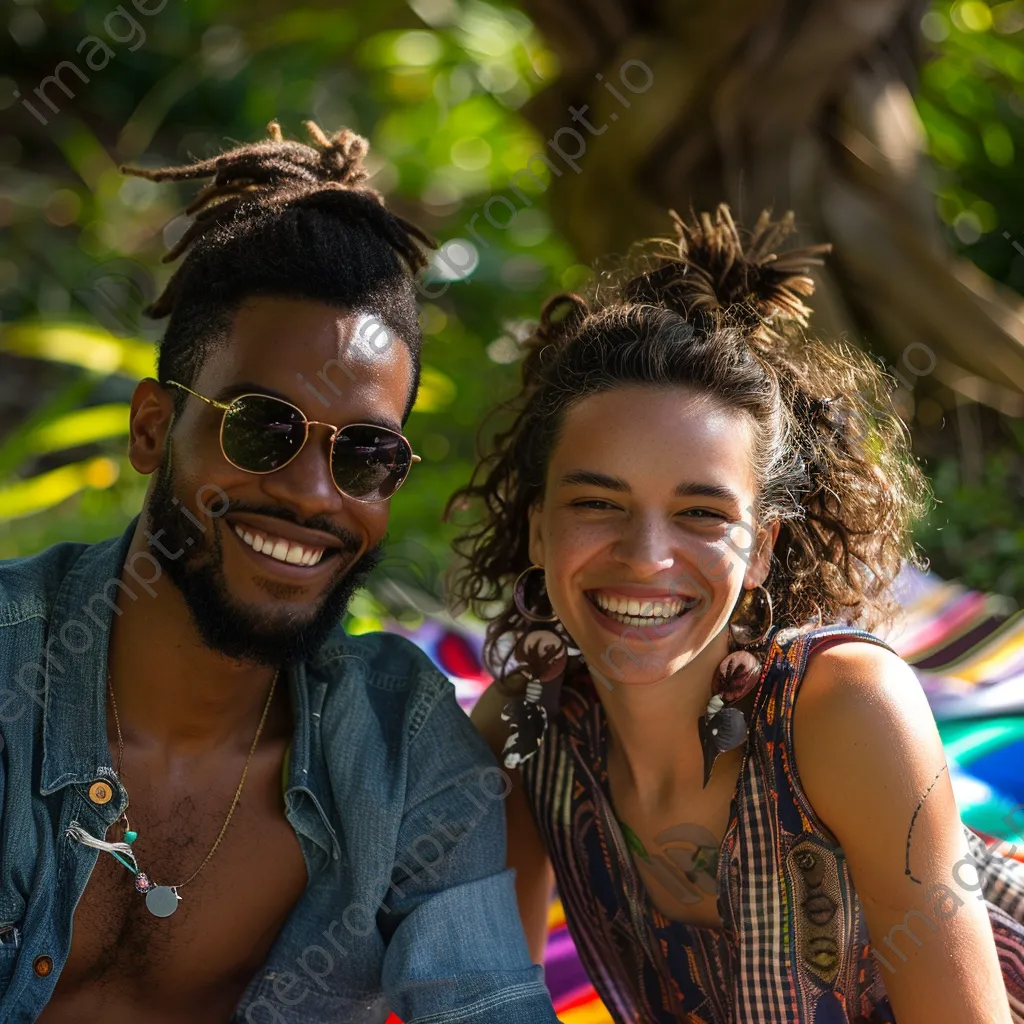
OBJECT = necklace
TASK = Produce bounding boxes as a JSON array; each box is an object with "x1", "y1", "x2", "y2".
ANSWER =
[{"x1": 104, "y1": 668, "x2": 280, "y2": 918}]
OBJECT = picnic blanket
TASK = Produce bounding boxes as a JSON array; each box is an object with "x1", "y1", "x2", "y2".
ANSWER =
[{"x1": 382, "y1": 566, "x2": 1024, "y2": 1023}]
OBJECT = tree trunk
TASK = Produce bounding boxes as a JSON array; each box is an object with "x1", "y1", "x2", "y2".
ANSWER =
[{"x1": 519, "y1": 0, "x2": 1024, "y2": 415}]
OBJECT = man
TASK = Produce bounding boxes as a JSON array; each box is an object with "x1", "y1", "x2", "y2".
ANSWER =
[{"x1": 0, "y1": 122, "x2": 558, "y2": 1024}]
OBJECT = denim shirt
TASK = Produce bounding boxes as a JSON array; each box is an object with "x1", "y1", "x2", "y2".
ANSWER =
[{"x1": 0, "y1": 524, "x2": 557, "y2": 1023}]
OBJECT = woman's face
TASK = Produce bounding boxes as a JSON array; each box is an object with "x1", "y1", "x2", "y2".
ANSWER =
[{"x1": 528, "y1": 385, "x2": 778, "y2": 687}]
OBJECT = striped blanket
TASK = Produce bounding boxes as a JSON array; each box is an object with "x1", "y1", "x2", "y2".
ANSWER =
[{"x1": 382, "y1": 567, "x2": 1024, "y2": 1022}]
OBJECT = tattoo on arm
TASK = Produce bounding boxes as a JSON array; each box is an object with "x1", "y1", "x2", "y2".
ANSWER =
[{"x1": 905, "y1": 763, "x2": 949, "y2": 884}]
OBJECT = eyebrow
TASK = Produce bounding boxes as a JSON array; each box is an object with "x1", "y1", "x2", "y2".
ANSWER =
[
  {"x1": 673, "y1": 482, "x2": 743, "y2": 504},
  {"x1": 558, "y1": 470, "x2": 742, "y2": 505},
  {"x1": 213, "y1": 382, "x2": 404, "y2": 433}
]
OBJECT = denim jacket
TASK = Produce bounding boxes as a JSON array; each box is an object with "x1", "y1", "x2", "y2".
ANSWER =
[{"x1": 0, "y1": 524, "x2": 557, "y2": 1023}]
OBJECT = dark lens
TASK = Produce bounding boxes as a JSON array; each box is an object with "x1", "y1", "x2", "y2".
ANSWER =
[
  {"x1": 331, "y1": 425, "x2": 412, "y2": 500},
  {"x1": 221, "y1": 395, "x2": 307, "y2": 473}
]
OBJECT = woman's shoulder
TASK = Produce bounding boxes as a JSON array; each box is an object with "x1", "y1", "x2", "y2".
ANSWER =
[
  {"x1": 788, "y1": 626, "x2": 946, "y2": 847},
  {"x1": 792, "y1": 626, "x2": 918, "y2": 718}
]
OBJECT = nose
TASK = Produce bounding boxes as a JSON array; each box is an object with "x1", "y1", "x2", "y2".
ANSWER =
[
  {"x1": 258, "y1": 421, "x2": 347, "y2": 518},
  {"x1": 610, "y1": 512, "x2": 677, "y2": 577}
]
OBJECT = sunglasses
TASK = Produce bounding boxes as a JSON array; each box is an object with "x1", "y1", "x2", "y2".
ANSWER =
[{"x1": 165, "y1": 381, "x2": 420, "y2": 502}]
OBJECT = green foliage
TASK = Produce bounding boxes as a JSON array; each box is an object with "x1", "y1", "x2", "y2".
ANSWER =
[
  {"x1": 917, "y1": 448, "x2": 1024, "y2": 598},
  {"x1": 0, "y1": 0, "x2": 1022, "y2": 608},
  {"x1": 0, "y1": 0, "x2": 574, "y2": 611},
  {"x1": 917, "y1": 0, "x2": 1024, "y2": 289},
  {"x1": 911, "y1": 0, "x2": 1024, "y2": 603}
]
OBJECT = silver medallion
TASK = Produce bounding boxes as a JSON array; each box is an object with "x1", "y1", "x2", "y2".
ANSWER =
[{"x1": 145, "y1": 885, "x2": 181, "y2": 917}]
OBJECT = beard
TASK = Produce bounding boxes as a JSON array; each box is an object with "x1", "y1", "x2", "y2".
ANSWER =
[{"x1": 145, "y1": 455, "x2": 384, "y2": 666}]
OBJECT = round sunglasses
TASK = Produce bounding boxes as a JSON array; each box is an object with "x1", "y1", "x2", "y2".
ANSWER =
[{"x1": 166, "y1": 381, "x2": 420, "y2": 502}]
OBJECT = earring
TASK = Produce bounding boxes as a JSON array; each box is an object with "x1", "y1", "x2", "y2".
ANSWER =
[
  {"x1": 513, "y1": 565, "x2": 558, "y2": 623},
  {"x1": 728, "y1": 583, "x2": 773, "y2": 647},
  {"x1": 698, "y1": 585, "x2": 774, "y2": 788},
  {"x1": 500, "y1": 566, "x2": 568, "y2": 769}
]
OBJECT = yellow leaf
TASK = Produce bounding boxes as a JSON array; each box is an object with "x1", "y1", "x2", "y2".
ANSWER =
[
  {"x1": 0, "y1": 322, "x2": 155, "y2": 378},
  {"x1": 0, "y1": 457, "x2": 120, "y2": 520},
  {"x1": 411, "y1": 365, "x2": 457, "y2": 413},
  {"x1": 26, "y1": 404, "x2": 131, "y2": 456}
]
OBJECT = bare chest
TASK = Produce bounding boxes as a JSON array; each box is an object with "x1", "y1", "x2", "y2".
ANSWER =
[
  {"x1": 41, "y1": 745, "x2": 307, "y2": 1023},
  {"x1": 608, "y1": 750, "x2": 743, "y2": 931}
]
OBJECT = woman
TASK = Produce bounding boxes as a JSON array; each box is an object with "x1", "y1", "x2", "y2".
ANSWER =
[{"x1": 449, "y1": 206, "x2": 1024, "y2": 1023}]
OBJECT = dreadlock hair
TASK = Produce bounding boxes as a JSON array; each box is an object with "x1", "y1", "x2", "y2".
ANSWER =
[
  {"x1": 446, "y1": 204, "x2": 930, "y2": 678},
  {"x1": 123, "y1": 120, "x2": 435, "y2": 419}
]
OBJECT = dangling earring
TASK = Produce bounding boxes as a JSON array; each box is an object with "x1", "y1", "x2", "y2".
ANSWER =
[
  {"x1": 698, "y1": 584, "x2": 774, "y2": 788},
  {"x1": 499, "y1": 566, "x2": 570, "y2": 770}
]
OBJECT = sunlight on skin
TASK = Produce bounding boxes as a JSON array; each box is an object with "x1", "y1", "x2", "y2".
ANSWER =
[{"x1": 527, "y1": 385, "x2": 777, "y2": 692}]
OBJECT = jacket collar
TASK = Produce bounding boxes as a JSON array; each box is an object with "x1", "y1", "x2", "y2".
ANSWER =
[
  {"x1": 40, "y1": 521, "x2": 134, "y2": 795},
  {"x1": 38, "y1": 518, "x2": 339, "y2": 863}
]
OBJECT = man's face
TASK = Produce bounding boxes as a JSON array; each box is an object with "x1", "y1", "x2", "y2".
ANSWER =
[{"x1": 132, "y1": 296, "x2": 415, "y2": 665}]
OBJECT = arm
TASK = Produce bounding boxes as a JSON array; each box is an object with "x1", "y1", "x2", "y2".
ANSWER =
[
  {"x1": 378, "y1": 675, "x2": 558, "y2": 1024},
  {"x1": 794, "y1": 641, "x2": 1014, "y2": 1024},
  {"x1": 470, "y1": 682, "x2": 556, "y2": 964}
]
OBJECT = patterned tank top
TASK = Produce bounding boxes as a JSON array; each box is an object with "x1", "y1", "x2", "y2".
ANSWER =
[{"x1": 520, "y1": 625, "x2": 1024, "y2": 1022}]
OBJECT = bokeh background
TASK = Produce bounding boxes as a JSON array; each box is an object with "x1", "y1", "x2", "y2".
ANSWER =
[
  {"x1": 2, "y1": 0, "x2": 1024, "y2": 623},
  {"x1": 4, "y1": 3, "x2": 1024, "y2": 1020}
]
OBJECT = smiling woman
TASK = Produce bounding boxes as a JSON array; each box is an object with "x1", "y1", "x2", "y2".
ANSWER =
[{"x1": 451, "y1": 205, "x2": 1024, "y2": 1024}]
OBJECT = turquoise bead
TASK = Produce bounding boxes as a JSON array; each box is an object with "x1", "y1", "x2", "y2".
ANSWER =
[{"x1": 124, "y1": 830, "x2": 138, "y2": 845}]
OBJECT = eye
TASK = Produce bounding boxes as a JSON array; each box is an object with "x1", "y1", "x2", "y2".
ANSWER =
[
  {"x1": 677, "y1": 508, "x2": 726, "y2": 520},
  {"x1": 571, "y1": 499, "x2": 620, "y2": 511}
]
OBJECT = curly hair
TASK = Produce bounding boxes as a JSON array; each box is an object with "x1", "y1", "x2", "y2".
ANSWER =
[
  {"x1": 446, "y1": 204, "x2": 930, "y2": 676},
  {"x1": 123, "y1": 120, "x2": 435, "y2": 420}
]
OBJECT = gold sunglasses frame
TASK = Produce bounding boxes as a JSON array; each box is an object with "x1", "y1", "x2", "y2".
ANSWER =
[{"x1": 165, "y1": 380, "x2": 420, "y2": 503}]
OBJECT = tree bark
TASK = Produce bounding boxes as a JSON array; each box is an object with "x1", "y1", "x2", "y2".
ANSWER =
[{"x1": 519, "y1": 0, "x2": 1024, "y2": 414}]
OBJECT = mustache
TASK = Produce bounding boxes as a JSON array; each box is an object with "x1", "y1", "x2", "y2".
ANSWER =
[{"x1": 215, "y1": 500, "x2": 363, "y2": 555}]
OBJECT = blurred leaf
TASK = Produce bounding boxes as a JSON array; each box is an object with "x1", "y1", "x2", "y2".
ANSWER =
[
  {"x1": 0, "y1": 457, "x2": 120, "y2": 520},
  {"x1": 0, "y1": 324, "x2": 155, "y2": 378},
  {"x1": 0, "y1": 376, "x2": 100, "y2": 481},
  {"x1": 25, "y1": 404, "x2": 131, "y2": 456},
  {"x1": 410, "y1": 365, "x2": 457, "y2": 413}
]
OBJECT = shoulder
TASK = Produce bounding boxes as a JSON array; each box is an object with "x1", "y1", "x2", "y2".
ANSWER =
[
  {"x1": 0, "y1": 541, "x2": 93, "y2": 628},
  {"x1": 792, "y1": 633, "x2": 945, "y2": 842},
  {"x1": 470, "y1": 681, "x2": 508, "y2": 761},
  {"x1": 794, "y1": 634, "x2": 930, "y2": 742},
  {"x1": 310, "y1": 626, "x2": 454, "y2": 739},
  {"x1": 311, "y1": 626, "x2": 447, "y2": 691}
]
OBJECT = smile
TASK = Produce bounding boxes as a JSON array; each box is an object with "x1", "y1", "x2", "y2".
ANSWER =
[
  {"x1": 587, "y1": 591, "x2": 699, "y2": 627},
  {"x1": 232, "y1": 524, "x2": 325, "y2": 567}
]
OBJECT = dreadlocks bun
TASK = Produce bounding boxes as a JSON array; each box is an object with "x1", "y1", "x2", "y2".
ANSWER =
[
  {"x1": 624, "y1": 204, "x2": 831, "y2": 343},
  {"x1": 121, "y1": 120, "x2": 433, "y2": 320}
]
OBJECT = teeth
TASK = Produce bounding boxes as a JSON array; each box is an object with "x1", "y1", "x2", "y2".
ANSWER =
[
  {"x1": 233, "y1": 524, "x2": 325, "y2": 567},
  {"x1": 592, "y1": 592, "x2": 686, "y2": 618}
]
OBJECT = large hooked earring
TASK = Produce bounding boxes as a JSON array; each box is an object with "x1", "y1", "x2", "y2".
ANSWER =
[
  {"x1": 513, "y1": 564, "x2": 558, "y2": 622},
  {"x1": 500, "y1": 566, "x2": 569, "y2": 770},
  {"x1": 697, "y1": 584, "x2": 774, "y2": 789}
]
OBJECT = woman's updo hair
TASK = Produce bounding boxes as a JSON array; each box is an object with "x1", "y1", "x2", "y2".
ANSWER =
[{"x1": 446, "y1": 204, "x2": 929, "y2": 673}]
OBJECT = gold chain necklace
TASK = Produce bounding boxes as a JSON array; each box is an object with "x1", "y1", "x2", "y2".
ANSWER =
[{"x1": 105, "y1": 668, "x2": 280, "y2": 918}]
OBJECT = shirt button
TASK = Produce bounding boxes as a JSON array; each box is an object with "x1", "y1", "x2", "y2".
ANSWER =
[
  {"x1": 33, "y1": 955, "x2": 53, "y2": 977},
  {"x1": 88, "y1": 781, "x2": 113, "y2": 805}
]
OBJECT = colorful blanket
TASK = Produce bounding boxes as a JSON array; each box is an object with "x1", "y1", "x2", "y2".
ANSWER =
[{"x1": 382, "y1": 567, "x2": 1024, "y2": 1022}]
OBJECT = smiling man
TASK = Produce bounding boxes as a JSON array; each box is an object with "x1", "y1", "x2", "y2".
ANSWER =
[{"x1": 0, "y1": 123, "x2": 558, "y2": 1024}]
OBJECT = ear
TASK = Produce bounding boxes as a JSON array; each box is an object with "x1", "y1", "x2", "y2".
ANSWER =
[
  {"x1": 743, "y1": 518, "x2": 780, "y2": 589},
  {"x1": 128, "y1": 378, "x2": 174, "y2": 476},
  {"x1": 527, "y1": 499, "x2": 545, "y2": 568}
]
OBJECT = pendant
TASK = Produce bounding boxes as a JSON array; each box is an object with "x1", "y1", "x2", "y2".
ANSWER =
[{"x1": 145, "y1": 885, "x2": 182, "y2": 917}]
